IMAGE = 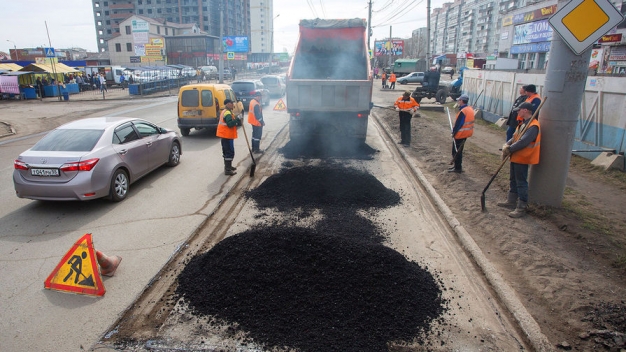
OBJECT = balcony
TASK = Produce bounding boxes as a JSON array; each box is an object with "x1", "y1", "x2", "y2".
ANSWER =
[{"x1": 110, "y1": 3, "x2": 134, "y2": 9}]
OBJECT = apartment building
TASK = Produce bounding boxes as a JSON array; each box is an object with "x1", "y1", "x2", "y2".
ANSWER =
[
  {"x1": 248, "y1": 0, "x2": 275, "y2": 62},
  {"x1": 91, "y1": 0, "x2": 249, "y2": 53}
]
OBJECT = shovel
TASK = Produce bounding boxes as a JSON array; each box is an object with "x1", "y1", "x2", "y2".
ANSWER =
[
  {"x1": 240, "y1": 122, "x2": 256, "y2": 177},
  {"x1": 480, "y1": 97, "x2": 547, "y2": 212}
]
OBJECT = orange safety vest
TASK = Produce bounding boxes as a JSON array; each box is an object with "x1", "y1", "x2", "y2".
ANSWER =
[
  {"x1": 511, "y1": 119, "x2": 541, "y2": 164},
  {"x1": 454, "y1": 106, "x2": 475, "y2": 139},
  {"x1": 247, "y1": 99, "x2": 262, "y2": 126},
  {"x1": 382, "y1": 73, "x2": 387, "y2": 81},
  {"x1": 216, "y1": 109, "x2": 238, "y2": 139},
  {"x1": 516, "y1": 93, "x2": 541, "y2": 122},
  {"x1": 394, "y1": 96, "x2": 419, "y2": 111},
  {"x1": 389, "y1": 73, "x2": 396, "y2": 82}
]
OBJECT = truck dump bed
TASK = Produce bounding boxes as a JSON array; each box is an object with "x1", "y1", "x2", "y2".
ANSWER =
[{"x1": 286, "y1": 19, "x2": 373, "y2": 142}]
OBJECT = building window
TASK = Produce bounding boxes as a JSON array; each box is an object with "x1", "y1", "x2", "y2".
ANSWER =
[
  {"x1": 165, "y1": 27, "x2": 168, "y2": 35},
  {"x1": 116, "y1": 43, "x2": 122, "y2": 52},
  {"x1": 537, "y1": 53, "x2": 547, "y2": 69},
  {"x1": 106, "y1": 20, "x2": 110, "y2": 24},
  {"x1": 148, "y1": 9, "x2": 153, "y2": 14},
  {"x1": 139, "y1": 9, "x2": 143, "y2": 14},
  {"x1": 96, "y1": 11, "x2": 101, "y2": 16},
  {"x1": 125, "y1": 26, "x2": 131, "y2": 34},
  {"x1": 97, "y1": 21, "x2": 102, "y2": 26},
  {"x1": 98, "y1": 30, "x2": 103, "y2": 35},
  {"x1": 107, "y1": 29, "x2": 112, "y2": 34},
  {"x1": 104, "y1": 11, "x2": 109, "y2": 15},
  {"x1": 127, "y1": 43, "x2": 132, "y2": 51},
  {"x1": 157, "y1": 26, "x2": 160, "y2": 34},
  {"x1": 103, "y1": 1, "x2": 108, "y2": 5},
  {"x1": 95, "y1": 3, "x2": 100, "y2": 7},
  {"x1": 528, "y1": 53, "x2": 536, "y2": 69},
  {"x1": 518, "y1": 53, "x2": 526, "y2": 69}
]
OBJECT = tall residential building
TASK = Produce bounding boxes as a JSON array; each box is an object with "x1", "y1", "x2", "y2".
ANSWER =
[
  {"x1": 249, "y1": 0, "x2": 275, "y2": 62},
  {"x1": 91, "y1": 0, "x2": 249, "y2": 53}
]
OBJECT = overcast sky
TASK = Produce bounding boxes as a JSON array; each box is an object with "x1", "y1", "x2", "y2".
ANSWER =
[{"x1": 0, "y1": 0, "x2": 446, "y2": 56}]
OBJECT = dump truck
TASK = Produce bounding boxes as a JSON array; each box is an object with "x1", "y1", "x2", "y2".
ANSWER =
[{"x1": 286, "y1": 18, "x2": 373, "y2": 143}]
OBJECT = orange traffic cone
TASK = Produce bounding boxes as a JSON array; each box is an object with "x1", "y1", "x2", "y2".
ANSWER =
[{"x1": 96, "y1": 250, "x2": 122, "y2": 277}]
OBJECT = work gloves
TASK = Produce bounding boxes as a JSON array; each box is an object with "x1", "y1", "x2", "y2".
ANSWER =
[{"x1": 501, "y1": 144, "x2": 511, "y2": 160}]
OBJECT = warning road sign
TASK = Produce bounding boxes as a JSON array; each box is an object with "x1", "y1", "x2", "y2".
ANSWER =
[
  {"x1": 44, "y1": 233, "x2": 105, "y2": 297},
  {"x1": 273, "y1": 98, "x2": 286, "y2": 111},
  {"x1": 549, "y1": 0, "x2": 625, "y2": 55}
]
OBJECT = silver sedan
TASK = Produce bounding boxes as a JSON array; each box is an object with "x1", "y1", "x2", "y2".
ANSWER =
[
  {"x1": 13, "y1": 117, "x2": 182, "y2": 202},
  {"x1": 397, "y1": 72, "x2": 425, "y2": 84}
]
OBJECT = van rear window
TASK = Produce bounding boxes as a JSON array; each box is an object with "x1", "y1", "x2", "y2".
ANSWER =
[
  {"x1": 201, "y1": 90, "x2": 214, "y2": 107},
  {"x1": 181, "y1": 90, "x2": 199, "y2": 107}
]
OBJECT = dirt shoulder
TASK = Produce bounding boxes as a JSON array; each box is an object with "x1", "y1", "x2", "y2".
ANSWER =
[{"x1": 376, "y1": 95, "x2": 626, "y2": 351}]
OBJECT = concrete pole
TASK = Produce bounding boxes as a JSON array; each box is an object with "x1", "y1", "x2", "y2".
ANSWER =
[
  {"x1": 218, "y1": 4, "x2": 224, "y2": 83},
  {"x1": 367, "y1": 0, "x2": 372, "y2": 51},
  {"x1": 529, "y1": 0, "x2": 592, "y2": 206},
  {"x1": 426, "y1": 0, "x2": 431, "y2": 63},
  {"x1": 388, "y1": 26, "x2": 392, "y2": 69}
]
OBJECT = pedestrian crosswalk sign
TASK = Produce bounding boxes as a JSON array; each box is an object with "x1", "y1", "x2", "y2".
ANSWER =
[
  {"x1": 44, "y1": 47, "x2": 55, "y2": 58},
  {"x1": 227, "y1": 52, "x2": 234, "y2": 60},
  {"x1": 44, "y1": 233, "x2": 105, "y2": 297},
  {"x1": 273, "y1": 99, "x2": 286, "y2": 111}
]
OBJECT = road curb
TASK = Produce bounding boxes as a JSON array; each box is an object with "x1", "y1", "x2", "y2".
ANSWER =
[
  {"x1": 371, "y1": 109, "x2": 554, "y2": 352},
  {"x1": 0, "y1": 121, "x2": 16, "y2": 138}
]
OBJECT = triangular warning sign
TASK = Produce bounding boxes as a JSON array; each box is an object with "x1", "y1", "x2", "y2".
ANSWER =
[
  {"x1": 44, "y1": 233, "x2": 105, "y2": 297},
  {"x1": 273, "y1": 98, "x2": 287, "y2": 111}
]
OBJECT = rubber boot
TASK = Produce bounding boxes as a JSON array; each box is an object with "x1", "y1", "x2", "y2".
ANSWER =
[
  {"x1": 497, "y1": 193, "x2": 518, "y2": 209},
  {"x1": 224, "y1": 160, "x2": 237, "y2": 175},
  {"x1": 508, "y1": 200, "x2": 528, "y2": 218}
]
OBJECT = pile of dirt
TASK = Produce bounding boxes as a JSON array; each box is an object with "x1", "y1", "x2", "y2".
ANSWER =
[{"x1": 176, "y1": 164, "x2": 447, "y2": 351}]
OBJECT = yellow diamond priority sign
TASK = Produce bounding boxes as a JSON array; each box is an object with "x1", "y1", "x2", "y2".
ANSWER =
[{"x1": 549, "y1": 0, "x2": 625, "y2": 55}]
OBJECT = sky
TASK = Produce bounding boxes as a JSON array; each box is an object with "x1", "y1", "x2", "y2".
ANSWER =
[{"x1": 0, "y1": 0, "x2": 448, "y2": 56}]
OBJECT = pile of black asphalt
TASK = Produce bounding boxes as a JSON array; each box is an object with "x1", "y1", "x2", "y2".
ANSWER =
[{"x1": 176, "y1": 159, "x2": 447, "y2": 351}]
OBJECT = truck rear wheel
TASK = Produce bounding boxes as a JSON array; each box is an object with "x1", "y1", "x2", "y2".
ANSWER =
[{"x1": 436, "y1": 89, "x2": 447, "y2": 104}]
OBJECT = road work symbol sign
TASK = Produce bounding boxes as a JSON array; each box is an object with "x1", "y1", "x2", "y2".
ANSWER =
[
  {"x1": 273, "y1": 99, "x2": 286, "y2": 111},
  {"x1": 549, "y1": 0, "x2": 625, "y2": 55},
  {"x1": 44, "y1": 233, "x2": 105, "y2": 297}
]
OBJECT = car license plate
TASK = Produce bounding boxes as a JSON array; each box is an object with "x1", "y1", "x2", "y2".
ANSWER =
[
  {"x1": 183, "y1": 110, "x2": 199, "y2": 116},
  {"x1": 31, "y1": 168, "x2": 60, "y2": 177},
  {"x1": 242, "y1": 98, "x2": 247, "y2": 102}
]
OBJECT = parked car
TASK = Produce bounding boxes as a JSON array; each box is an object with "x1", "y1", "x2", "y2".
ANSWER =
[
  {"x1": 442, "y1": 66, "x2": 455, "y2": 74},
  {"x1": 231, "y1": 80, "x2": 271, "y2": 110},
  {"x1": 260, "y1": 75, "x2": 285, "y2": 97},
  {"x1": 177, "y1": 83, "x2": 244, "y2": 136},
  {"x1": 397, "y1": 72, "x2": 425, "y2": 84},
  {"x1": 13, "y1": 117, "x2": 181, "y2": 202},
  {"x1": 257, "y1": 66, "x2": 281, "y2": 74}
]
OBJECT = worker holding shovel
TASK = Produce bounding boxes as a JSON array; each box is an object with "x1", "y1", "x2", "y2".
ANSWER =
[
  {"x1": 216, "y1": 99, "x2": 242, "y2": 176},
  {"x1": 497, "y1": 102, "x2": 541, "y2": 218}
]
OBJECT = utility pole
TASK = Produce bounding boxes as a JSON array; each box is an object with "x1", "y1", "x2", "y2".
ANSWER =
[
  {"x1": 426, "y1": 0, "x2": 431, "y2": 64},
  {"x1": 218, "y1": 3, "x2": 224, "y2": 83},
  {"x1": 388, "y1": 26, "x2": 392, "y2": 69},
  {"x1": 367, "y1": 0, "x2": 372, "y2": 51}
]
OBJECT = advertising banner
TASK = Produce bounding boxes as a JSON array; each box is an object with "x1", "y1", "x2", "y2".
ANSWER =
[
  {"x1": 222, "y1": 36, "x2": 249, "y2": 53},
  {"x1": 513, "y1": 19, "x2": 553, "y2": 45},
  {"x1": 608, "y1": 46, "x2": 626, "y2": 60},
  {"x1": 374, "y1": 40, "x2": 404, "y2": 56},
  {"x1": 510, "y1": 42, "x2": 551, "y2": 54},
  {"x1": 589, "y1": 48, "x2": 604, "y2": 69}
]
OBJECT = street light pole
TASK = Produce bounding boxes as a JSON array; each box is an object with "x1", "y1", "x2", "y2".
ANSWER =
[
  {"x1": 267, "y1": 14, "x2": 280, "y2": 73},
  {"x1": 6, "y1": 40, "x2": 18, "y2": 60}
]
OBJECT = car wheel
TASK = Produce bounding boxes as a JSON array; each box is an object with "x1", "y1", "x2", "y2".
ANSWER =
[
  {"x1": 180, "y1": 128, "x2": 190, "y2": 136},
  {"x1": 167, "y1": 141, "x2": 181, "y2": 167},
  {"x1": 109, "y1": 169, "x2": 129, "y2": 202},
  {"x1": 400, "y1": 80, "x2": 407, "y2": 84},
  {"x1": 436, "y1": 89, "x2": 447, "y2": 104}
]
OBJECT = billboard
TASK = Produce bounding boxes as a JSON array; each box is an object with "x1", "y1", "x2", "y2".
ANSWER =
[
  {"x1": 223, "y1": 36, "x2": 249, "y2": 53},
  {"x1": 374, "y1": 40, "x2": 404, "y2": 56},
  {"x1": 513, "y1": 19, "x2": 553, "y2": 45}
]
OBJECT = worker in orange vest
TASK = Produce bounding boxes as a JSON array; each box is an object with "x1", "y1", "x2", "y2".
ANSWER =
[
  {"x1": 247, "y1": 93, "x2": 265, "y2": 153},
  {"x1": 388, "y1": 72, "x2": 397, "y2": 90},
  {"x1": 394, "y1": 91, "x2": 420, "y2": 146},
  {"x1": 516, "y1": 84, "x2": 541, "y2": 124},
  {"x1": 449, "y1": 94, "x2": 474, "y2": 173},
  {"x1": 216, "y1": 99, "x2": 242, "y2": 175},
  {"x1": 499, "y1": 102, "x2": 541, "y2": 218},
  {"x1": 381, "y1": 71, "x2": 387, "y2": 89}
]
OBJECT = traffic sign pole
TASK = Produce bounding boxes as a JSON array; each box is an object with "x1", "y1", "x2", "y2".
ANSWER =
[{"x1": 530, "y1": 0, "x2": 621, "y2": 207}]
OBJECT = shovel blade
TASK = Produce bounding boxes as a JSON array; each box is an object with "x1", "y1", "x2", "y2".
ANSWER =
[{"x1": 250, "y1": 163, "x2": 256, "y2": 177}]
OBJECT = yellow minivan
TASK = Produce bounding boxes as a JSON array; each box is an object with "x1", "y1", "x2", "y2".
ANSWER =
[{"x1": 177, "y1": 83, "x2": 244, "y2": 136}]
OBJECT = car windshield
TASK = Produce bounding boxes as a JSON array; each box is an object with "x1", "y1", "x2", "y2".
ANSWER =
[
  {"x1": 31, "y1": 129, "x2": 103, "y2": 152},
  {"x1": 231, "y1": 82, "x2": 254, "y2": 91},
  {"x1": 261, "y1": 77, "x2": 279, "y2": 85}
]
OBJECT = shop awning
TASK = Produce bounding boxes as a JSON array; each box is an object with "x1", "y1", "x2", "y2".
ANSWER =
[
  {"x1": 19, "y1": 63, "x2": 79, "y2": 74},
  {"x1": 0, "y1": 63, "x2": 23, "y2": 71}
]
